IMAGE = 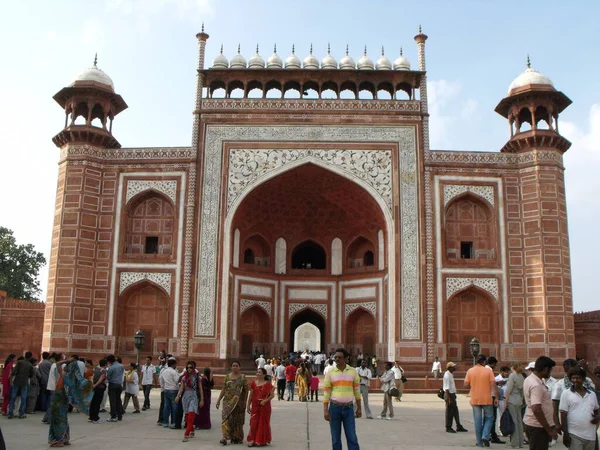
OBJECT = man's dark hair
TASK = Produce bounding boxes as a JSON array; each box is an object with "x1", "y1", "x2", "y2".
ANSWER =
[
  {"x1": 167, "y1": 358, "x2": 177, "y2": 368},
  {"x1": 534, "y1": 356, "x2": 556, "y2": 372},
  {"x1": 568, "y1": 366, "x2": 586, "y2": 380},
  {"x1": 71, "y1": 354, "x2": 79, "y2": 360},
  {"x1": 385, "y1": 361, "x2": 393, "y2": 369},
  {"x1": 487, "y1": 356, "x2": 498, "y2": 365},
  {"x1": 106, "y1": 354, "x2": 116, "y2": 363},
  {"x1": 116, "y1": 356, "x2": 122, "y2": 364},
  {"x1": 30, "y1": 358, "x2": 38, "y2": 365},
  {"x1": 146, "y1": 356, "x2": 152, "y2": 361},
  {"x1": 50, "y1": 352, "x2": 58, "y2": 360},
  {"x1": 334, "y1": 348, "x2": 350, "y2": 358},
  {"x1": 500, "y1": 365, "x2": 510, "y2": 372},
  {"x1": 99, "y1": 359, "x2": 107, "y2": 367},
  {"x1": 562, "y1": 358, "x2": 578, "y2": 372},
  {"x1": 42, "y1": 352, "x2": 50, "y2": 360},
  {"x1": 477, "y1": 354, "x2": 487, "y2": 364},
  {"x1": 24, "y1": 351, "x2": 33, "y2": 360}
]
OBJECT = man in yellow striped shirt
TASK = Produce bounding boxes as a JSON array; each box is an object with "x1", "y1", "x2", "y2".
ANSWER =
[{"x1": 323, "y1": 348, "x2": 361, "y2": 450}]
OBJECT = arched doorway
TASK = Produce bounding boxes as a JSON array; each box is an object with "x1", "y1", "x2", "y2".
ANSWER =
[
  {"x1": 290, "y1": 309, "x2": 326, "y2": 352},
  {"x1": 346, "y1": 309, "x2": 376, "y2": 356},
  {"x1": 239, "y1": 306, "x2": 270, "y2": 358},
  {"x1": 446, "y1": 289, "x2": 499, "y2": 359},
  {"x1": 294, "y1": 322, "x2": 321, "y2": 351},
  {"x1": 118, "y1": 283, "x2": 169, "y2": 354}
]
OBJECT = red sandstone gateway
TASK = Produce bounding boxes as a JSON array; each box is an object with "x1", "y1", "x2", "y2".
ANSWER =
[{"x1": 41, "y1": 26, "x2": 578, "y2": 371}]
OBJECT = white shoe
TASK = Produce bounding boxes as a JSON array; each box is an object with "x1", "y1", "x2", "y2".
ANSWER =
[
  {"x1": 376, "y1": 415, "x2": 385, "y2": 419},
  {"x1": 385, "y1": 416, "x2": 393, "y2": 421}
]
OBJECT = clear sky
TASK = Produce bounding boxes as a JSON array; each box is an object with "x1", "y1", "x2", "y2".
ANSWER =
[{"x1": 1, "y1": 1, "x2": 598, "y2": 312}]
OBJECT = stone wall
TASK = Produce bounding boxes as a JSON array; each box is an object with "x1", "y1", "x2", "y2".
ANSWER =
[
  {"x1": 574, "y1": 310, "x2": 600, "y2": 365},
  {"x1": 0, "y1": 291, "x2": 46, "y2": 359}
]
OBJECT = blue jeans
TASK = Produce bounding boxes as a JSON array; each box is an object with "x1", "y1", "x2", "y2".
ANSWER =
[
  {"x1": 286, "y1": 381, "x2": 295, "y2": 400},
  {"x1": 329, "y1": 402, "x2": 359, "y2": 450},
  {"x1": 472, "y1": 404, "x2": 494, "y2": 447},
  {"x1": 8, "y1": 385, "x2": 28, "y2": 417},
  {"x1": 163, "y1": 389, "x2": 179, "y2": 426}
]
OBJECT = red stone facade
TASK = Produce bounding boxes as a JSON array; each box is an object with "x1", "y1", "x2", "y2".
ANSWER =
[
  {"x1": 574, "y1": 310, "x2": 600, "y2": 364},
  {"x1": 40, "y1": 29, "x2": 578, "y2": 367},
  {"x1": 0, "y1": 291, "x2": 45, "y2": 359}
]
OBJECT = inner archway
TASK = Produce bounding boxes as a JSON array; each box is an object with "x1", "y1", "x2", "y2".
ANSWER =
[
  {"x1": 239, "y1": 306, "x2": 270, "y2": 358},
  {"x1": 290, "y1": 309, "x2": 326, "y2": 353},
  {"x1": 345, "y1": 308, "x2": 376, "y2": 356},
  {"x1": 294, "y1": 322, "x2": 321, "y2": 352}
]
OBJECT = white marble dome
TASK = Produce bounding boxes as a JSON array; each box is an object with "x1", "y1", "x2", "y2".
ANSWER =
[
  {"x1": 248, "y1": 45, "x2": 265, "y2": 69},
  {"x1": 303, "y1": 45, "x2": 319, "y2": 69},
  {"x1": 72, "y1": 58, "x2": 114, "y2": 90},
  {"x1": 376, "y1": 47, "x2": 392, "y2": 70},
  {"x1": 339, "y1": 45, "x2": 355, "y2": 70},
  {"x1": 393, "y1": 48, "x2": 411, "y2": 70},
  {"x1": 212, "y1": 44, "x2": 229, "y2": 69},
  {"x1": 508, "y1": 66, "x2": 554, "y2": 94},
  {"x1": 267, "y1": 45, "x2": 283, "y2": 69},
  {"x1": 230, "y1": 45, "x2": 247, "y2": 69},
  {"x1": 321, "y1": 44, "x2": 338, "y2": 69},
  {"x1": 285, "y1": 45, "x2": 301, "y2": 69},
  {"x1": 357, "y1": 46, "x2": 374, "y2": 70}
]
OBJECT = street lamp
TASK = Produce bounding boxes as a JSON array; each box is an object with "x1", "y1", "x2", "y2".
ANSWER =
[
  {"x1": 469, "y1": 337, "x2": 480, "y2": 366},
  {"x1": 134, "y1": 330, "x2": 145, "y2": 366}
]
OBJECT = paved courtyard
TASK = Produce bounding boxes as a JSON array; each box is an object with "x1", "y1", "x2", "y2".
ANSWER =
[{"x1": 2, "y1": 391, "x2": 575, "y2": 449}]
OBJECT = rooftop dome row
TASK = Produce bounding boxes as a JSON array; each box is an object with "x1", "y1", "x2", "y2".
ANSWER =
[{"x1": 211, "y1": 44, "x2": 411, "y2": 71}]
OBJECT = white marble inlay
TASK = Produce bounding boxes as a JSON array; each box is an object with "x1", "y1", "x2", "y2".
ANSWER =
[
  {"x1": 345, "y1": 286, "x2": 377, "y2": 300},
  {"x1": 119, "y1": 272, "x2": 172, "y2": 295},
  {"x1": 126, "y1": 180, "x2": 178, "y2": 205},
  {"x1": 445, "y1": 277, "x2": 499, "y2": 301},
  {"x1": 288, "y1": 289, "x2": 329, "y2": 300},
  {"x1": 240, "y1": 299, "x2": 272, "y2": 317},
  {"x1": 288, "y1": 303, "x2": 328, "y2": 319},
  {"x1": 344, "y1": 301, "x2": 376, "y2": 319},
  {"x1": 240, "y1": 284, "x2": 272, "y2": 298},
  {"x1": 443, "y1": 184, "x2": 494, "y2": 206}
]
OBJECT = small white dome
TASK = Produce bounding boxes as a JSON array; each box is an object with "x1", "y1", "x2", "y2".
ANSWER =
[
  {"x1": 212, "y1": 44, "x2": 229, "y2": 69},
  {"x1": 393, "y1": 48, "x2": 411, "y2": 70},
  {"x1": 376, "y1": 47, "x2": 392, "y2": 70},
  {"x1": 303, "y1": 44, "x2": 319, "y2": 69},
  {"x1": 508, "y1": 61, "x2": 554, "y2": 94},
  {"x1": 285, "y1": 45, "x2": 301, "y2": 69},
  {"x1": 230, "y1": 44, "x2": 247, "y2": 69},
  {"x1": 267, "y1": 44, "x2": 283, "y2": 69},
  {"x1": 321, "y1": 43, "x2": 337, "y2": 69},
  {"x1": 248, "y1": 45, "x2": 265, "y2": 69},
  {"x1": 357, "y1": 46, "x2": 374, "y2": 70},
  {"x1": 339, "y1": 45, "x2": 355, "y2": 70},
  {"x1": 72, "y1": 56, "x2": 114, "y2": 90}
]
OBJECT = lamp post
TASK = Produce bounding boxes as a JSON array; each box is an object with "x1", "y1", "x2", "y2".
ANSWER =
[
  {"x1": 469, "y1": 337, "x2": 480, "y2": 366},
  {"x1": 134, "y1": 330, "x2": 145, "y2": 366}
]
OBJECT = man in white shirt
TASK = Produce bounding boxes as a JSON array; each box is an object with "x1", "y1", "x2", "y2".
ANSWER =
[
  {"x1": 443, "y1": 362, "x2": 468, "y2": 433},
  {"x1": 159, "y1": 358, "x2": 180, "y2": 428},
  {"x1": 41, "y1": 356, "x2": 60, "y2": 423},
  {"x1": 552, "y1": 358, "x2": 595, "y2": 435},
  {"x1": 255, "y1": 354, "x2": 266, "y2": 369},
  {"x1": 264, "y1": 359, "x2": 274, "y2": 381},
  {"x1": 323, "y1": 359, "x2": 335, "y2": 378},
  {"x1": 140, "y1": 356, "x2": 155, "y2": 411},
  {"x1": 274, "y1": 361, "x2": 287, "y2": 400},
  {"x1": 356, "y1": 359, "x2": 373, "y2": 419},
  {"x1": 559, "y1": 366, "x2": 599, "y2": 450},
  {"x1": 431, "y1": 356, "x2": 442, "y2": 379},
  {"x1": 392, "y1": 361, "x2": 404, "y2": 401}
]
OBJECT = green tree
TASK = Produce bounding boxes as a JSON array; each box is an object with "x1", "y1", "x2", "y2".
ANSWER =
[{"x1": 0, "y1": 227, "x2": 46, "y2": 301}]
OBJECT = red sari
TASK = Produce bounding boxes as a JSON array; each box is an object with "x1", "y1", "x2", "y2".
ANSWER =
[{"x1": 247, "y1": 381, "x2": 273, "y2": 446}]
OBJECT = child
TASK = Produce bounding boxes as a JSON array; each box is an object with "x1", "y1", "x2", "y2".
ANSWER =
[{"x1": 310, "y1": 371, "x2": 320, "y2": 402}]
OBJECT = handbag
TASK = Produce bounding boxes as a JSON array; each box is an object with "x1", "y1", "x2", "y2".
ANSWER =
[
  {"x1": 388, "y1": 386, "x2": 399, "y2": 397},
  {"x1": 500, "y1": 409, "x2": 515, "y2": 436},
  {"x1": 437, "y1": 388, "x2": 445, "y2": 399},
  {"x1": 401, "y1": 375, "x2": 408, "y2": 383}
]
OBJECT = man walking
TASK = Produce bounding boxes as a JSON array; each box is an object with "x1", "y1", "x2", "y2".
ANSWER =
[
  {"x1": 559, "y1": 366, "x2": 599, "y2": 450},
  {"x1": 485, "y1": 356, "x2": 505, "y2": 444},
  {"x1": 523, "y1": 356, "x2": 558, "y2": 450},
  {"x1": 285, "y1": 360, "x2": 298, "y2": 401},
  {"x1": 140, "y1": 356, "x2": 155, "y2": 411},
  {"x1": 464, "y1": 354, "x2": 498, "y2": 447},
  {"x1": 274, "y1": 361, "x2": 286, "y2": 400},
  {"x1": 38, "y1": 352, "x2": 52, "y2": 412},
  {"x1": 431, "y1": 356, "x2": 442, "y2": 379},
  {"x1": 8, "y1": 356, "x2": 34, "y2": 419},
  {"x1": 106, "y1": 354, "x2": 125, "y2": 422},
  {"x1": 255, "y1": 354, "x2": 266, "y2": 369},
  {"x1": 356, "y1": 359, "x2": 373, "y2": 419},
  {"x1": 444, "y1": 362, "x2": 468, "y2": 433},
  {"x1": 323, "y1": 348, "x2": 361, "y2": 450},
  {"x1": 159, "y1": 358, "x2": 180, "y2": 428}
]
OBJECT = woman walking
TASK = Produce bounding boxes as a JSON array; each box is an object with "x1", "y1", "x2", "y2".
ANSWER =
[
  {"x1": 296, "y1": 362, "x2": 310, "y2": 402},
  {"x1": 246, "y1": 368, "x2": 274, "y2": 447},
  {"x1": 48, "y1": 356, "x2": 93, "y2": 447},
  {"x1": 1, "y1": 354, "x2": 16, "y2": 416},
  {"x1": 176, "y1": 361, "x2": 203, "y2": 442},
  {"x1": 122, "y1": 363, "x2": 141, "y2": 413},
  {"x1": 195, "y1": 367, "x2": 214, "y2": 429},
  {"x1": 216, "y1": 361, "x2": 249, "y2": 445},
  {"x1": 504, "y1": 362, "x2": 525, "y2": 448}
]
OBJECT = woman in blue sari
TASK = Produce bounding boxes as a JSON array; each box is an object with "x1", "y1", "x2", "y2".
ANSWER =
[{"x1": 49, "y1": 356, "x2": 93, "y2": 447}]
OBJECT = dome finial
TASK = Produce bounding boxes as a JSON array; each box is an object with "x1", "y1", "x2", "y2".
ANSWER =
[
  {"x1": 237, "y1": 43, "x2": 241, "y2": 54},
  {"x1": 256, "y1": 44, "x2": 259, "y2": 54},
  {"x1": 328, "y1": 42, "x2": 331, "y2": 54},
  {"x1": 93, "y1": 53, "x2": 98, "y2": 67},
  {"x1": 400, "y1": 47, "x2": 403, "y2": 56},
  {"x1": 310, "y1": 43, "x2": 313, "y2": 54},
  {"x1": 527, "y1": 54, "x2": 531, "y2": 68},
  {"x1": 220, "y1": 44, "x2": 223, "y2": 54},
  {"x1": 201, "y1": 22, "x2": 204, "y2": 32},
  {"x1": 364, "y1": 45, "x2": 367, "y2": 56},
  {"x1": 292, "y1": 44, "x2": 295, "y2": 54},
  {"x1": 418, "y1": 24, "x2": 422, "y2": 33},
  {"x1": 381, "y1": 46, "x2": 385, "y2": 56},
  {"x1": 274, "y1": 43, "x2": 277, "y2": 53},
  {"x1": 345, "y1": 44, "x2": 349, "y2": 56}
]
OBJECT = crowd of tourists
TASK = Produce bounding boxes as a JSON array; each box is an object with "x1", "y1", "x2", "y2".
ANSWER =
[{"x1": 1, "y1": 348, "x2": 599, "y2": 449}]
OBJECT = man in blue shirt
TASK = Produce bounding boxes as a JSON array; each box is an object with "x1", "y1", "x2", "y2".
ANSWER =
[{"x1": 106, "y1": 354, "x2": 125, "y2": 422}]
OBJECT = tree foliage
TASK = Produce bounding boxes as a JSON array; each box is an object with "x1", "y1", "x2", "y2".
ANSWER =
[{"x1": 0, "y1": 227, "x2": 46, "y2": 301}]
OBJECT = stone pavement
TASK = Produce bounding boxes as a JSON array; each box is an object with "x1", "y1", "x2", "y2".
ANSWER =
[{"x1": 2, "y1": 391, "x2": 573, "y2": 450}]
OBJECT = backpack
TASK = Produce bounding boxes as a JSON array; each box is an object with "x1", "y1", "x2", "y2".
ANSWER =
[{"x1": 500, "y1": 410, "x2": 515, "y2": 436}]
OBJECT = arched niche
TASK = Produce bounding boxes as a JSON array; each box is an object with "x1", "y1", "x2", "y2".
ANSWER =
[
  {"x1": 331, "y1": 237, "x2": 342, "y2": 275},
  {"x1": 294, "y1": 322, "x2": 321, "y2": 352},
  {"x1": 241, "y1": 234, "x2": 271, "y2": 267},
  {"x1": 124, "y1": 191, "x2": 175, "y2": 257},
  {"x1": 239, "y1": 306, "x2": 270, "y2": 357},
  {"x1": 345, "y1": 308, "x2": 375, "y2": 356},
  {"x1": 291, "y1": 240, "x2": 326, "y2": 270},
  {"x1": 347, "y1": 235, "x2": 376, "y2": 269},
  {"x1": 290, "y1": 308, "x2": 326, "y2": 352},
  {"x1": 275, "y1": 237, "x2": 287, "y2": 274},
  {"x1": 444, "y1": 194, "x2": 496, "y2": 262}
]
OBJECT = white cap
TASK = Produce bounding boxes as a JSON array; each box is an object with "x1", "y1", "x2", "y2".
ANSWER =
[{"x1": 525, "y1": 361, "x2": 535, "y2": 370}]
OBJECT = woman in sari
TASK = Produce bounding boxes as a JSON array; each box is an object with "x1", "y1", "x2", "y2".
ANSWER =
[
  {"x1": 216, "y1": 361, "x2": 248, "y2": 445},
  {"x1": 1, "y1": 354, "x2": 16, "y2": 415},
  {"x1": 49, "y1": 356, "x2": 93, "y2": 447},
  {"x1": 176, "y1": 360, "x2": 203, "y2": 442},
  {"x1": 296, "y1": 362, "x2": 309, "y2": 402},
  {"x1": 246, "y1": 368, "x2": 274, "y2": 447},
  {"x1": 195, "y1": 367, "x2": 214, "y2": 429}
]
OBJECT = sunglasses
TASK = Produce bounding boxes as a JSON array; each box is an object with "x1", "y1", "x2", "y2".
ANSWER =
[{"x1": 186, "y1": 366, "x2": 194, "y2": 370}]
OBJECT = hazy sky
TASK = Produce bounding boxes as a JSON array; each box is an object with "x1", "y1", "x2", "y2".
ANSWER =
[{"x1": 1, "y1": 1, "x2": 598, "y2": 312}]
